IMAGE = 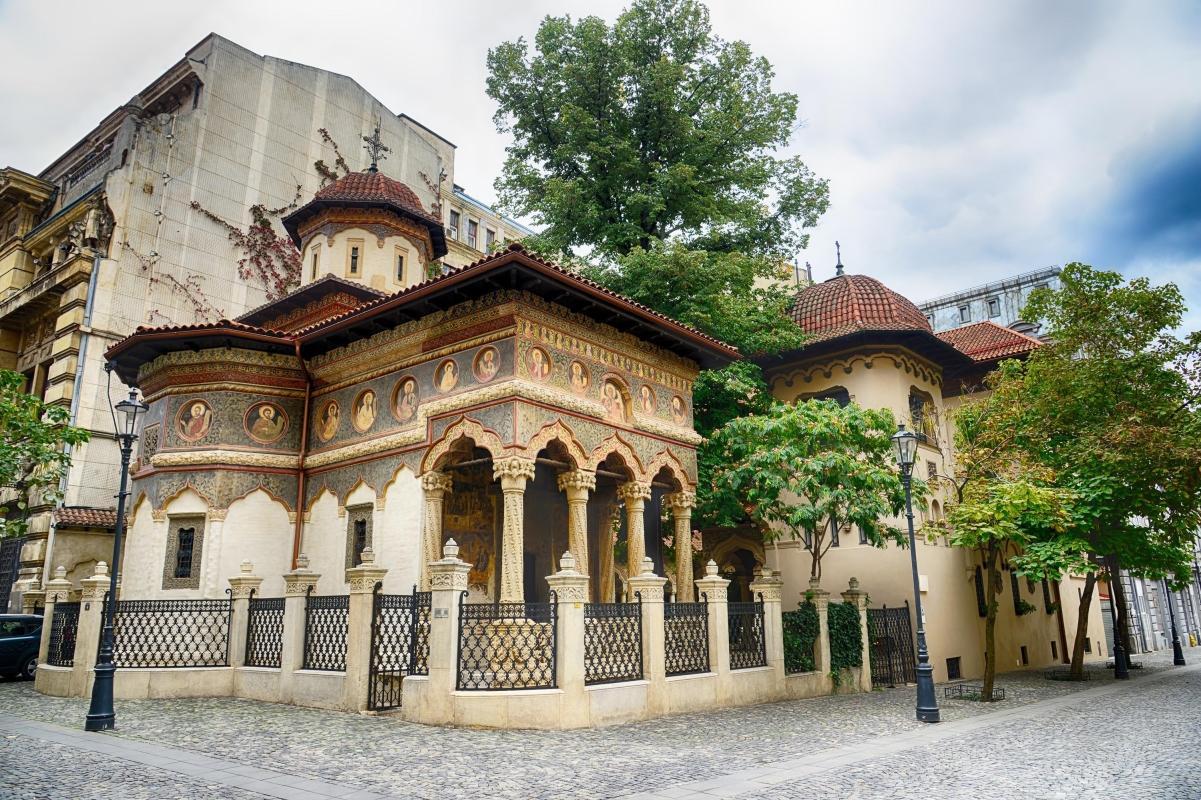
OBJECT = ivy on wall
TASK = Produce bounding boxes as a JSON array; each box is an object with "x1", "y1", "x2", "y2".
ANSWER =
[
  {"x1": 188, "y1": 187, "x2": 303, "y2": 302},
  {"x1": 782, "y1": 601, "x2": 818, "y2": 674},
  {"x1": 123, "y1": 240, "x2": 223, "y2": 324},
  {"x1": 314, "y1": 127, "x2": 352, "y2": 186},
  {"x1": 828, "y1": 602, "x2": 863, "y2": 672}
]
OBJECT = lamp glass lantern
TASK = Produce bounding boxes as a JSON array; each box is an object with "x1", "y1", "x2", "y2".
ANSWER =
[
  {"x1": 115, "y1": 391, "x2": 148, "y2": 438},
  {"x1": 891, "y1": 424, "x2": 919, "y2": 472}
]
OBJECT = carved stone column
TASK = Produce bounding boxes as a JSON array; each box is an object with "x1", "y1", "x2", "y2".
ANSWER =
[
  {"x1": 494, "y1": 457, "x2": 537, "y2": 603},
  {"x1": 617, "y1": 481, "x2": 653, "y2": 593},
  {"x1": 597, "y1": 503, "x2": 619, "y2": 603},
  {"x1": 556, "y1": 470, "x2": 597, "y2": 576},
  {"x1": 665, "y1": 491, "x2": 697, "y2": 602},
  {"x1": 419, "y1": 471, "x2": 453, "y2": 590}
]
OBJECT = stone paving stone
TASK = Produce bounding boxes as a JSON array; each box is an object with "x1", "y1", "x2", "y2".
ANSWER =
[{"x1": 0, "y1": 648, "x2": 1196, "y2": 800}]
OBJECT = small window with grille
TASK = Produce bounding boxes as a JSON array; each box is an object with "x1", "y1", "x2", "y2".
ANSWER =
[
  {"x1": 345, "y1": 505, "x2": 373, "y2": 569},
  {"x1": 162, "y1": 515, "x2": 204, "y2": 589},
  {"x1": 946, "y1": 656, "x2": 961, "y2": 680}
]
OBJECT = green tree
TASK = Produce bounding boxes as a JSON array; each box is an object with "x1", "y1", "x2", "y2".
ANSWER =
[
  {"x1": 933, "y1": 388, "x2": 1084, "y2": 699},
  {"x1": 486, "y1": 0, "x2": 828, "y2": 259},
  {"x1": 1001, "y1": 264, "x2": 1201, "y2": 678},
  {"x1": 705, "y1": 399, "x2": 909, "y2": 580},
  {"x1": 0, "y1": 370, "x2": 90, "y2": 539}
]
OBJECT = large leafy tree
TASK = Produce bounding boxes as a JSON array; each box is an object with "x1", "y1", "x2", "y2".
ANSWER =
[
  {"x1": 999, "y1": 264, "x2": 1201, "y2": 677},
  {"x1": 0, "y1": 370, "x2": 90, "y2": 538},
  {"x1": 705, "y1": 399, "x2": 909, "y2": 580},
  {"x1": 486, "y1": 0, "x2": 828, "y2": 259}
]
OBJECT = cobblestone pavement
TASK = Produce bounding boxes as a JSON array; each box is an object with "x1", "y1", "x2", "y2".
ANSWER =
[{"x1": 0, "y1": 649, "x2": 1197, "y2": 800}]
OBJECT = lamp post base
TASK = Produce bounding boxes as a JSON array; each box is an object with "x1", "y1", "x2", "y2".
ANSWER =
[
  {"x1": 915, "y1": 664, "x2": 941, "y2": 723},
  {"x1": 84, "y1": 662, "x2": 116, "y2": 732},
  {"x1": 1172, "y1": 642, "x2": 1186, "y2": 666}
]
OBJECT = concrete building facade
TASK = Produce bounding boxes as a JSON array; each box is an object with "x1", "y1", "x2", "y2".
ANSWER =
[
  {"x1": 0, "y1": 34, "x2": 527, "y2": 609},
  {"x1": 918, "y1": 267, "x2": 1061, "y2": 335}
]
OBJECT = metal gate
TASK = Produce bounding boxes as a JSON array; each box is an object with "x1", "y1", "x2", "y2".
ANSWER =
[
  {"x1": 0, "y1": 537, "x2": 25, "y2": 613},
  {"x1": 367, "y1": 586, "x2": 431, "y2": 711},
  {"x1": 867, "y1": 603, "x2": 916, "y2": 687}
]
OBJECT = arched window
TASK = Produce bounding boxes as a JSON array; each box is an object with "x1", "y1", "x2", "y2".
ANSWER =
[
  {"x1": 908, "y1": 388, "x2": 938, "y2": 446},
  {"x1": 799, "y1": 386, "x2": 850, "y2": 407}
]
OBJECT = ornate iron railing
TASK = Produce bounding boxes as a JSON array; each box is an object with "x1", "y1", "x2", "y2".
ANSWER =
[
  {"x1": 457, "y1": 594, "x2": 557, "y2": 690},
  {"x1": 584, "y1": 597, "x2": 643, "y2": 685},
  {"x1": 728, "y1": 597, "x2": 767, "y2": 670},
  {"x1": 302, "y1": 589, "x2": 349, "y2": 672},
  {"x1": 367, "y1": 586, "x2": 432, "y2": 711},
  {"x1": 110, "y1": 596, "x2": 232, "y2": 667},
  {"x1": 664, "y1": 595, "x2": 709, "y2": 676},
  {"x1": 46, "y1": 601, "x2": 80, "y2": 667},
  {"x1": 244, "y1": 593, "x2": 285, "y2": 668}
]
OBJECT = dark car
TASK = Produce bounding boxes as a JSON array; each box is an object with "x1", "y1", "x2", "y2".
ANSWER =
[{"x1": 0, "y1": 614, "x2": 43, "y2": 680}]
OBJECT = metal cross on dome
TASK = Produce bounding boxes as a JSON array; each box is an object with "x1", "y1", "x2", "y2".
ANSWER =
[{"x1": 362, "y1": 121, "x2": 392, "y2": 173}]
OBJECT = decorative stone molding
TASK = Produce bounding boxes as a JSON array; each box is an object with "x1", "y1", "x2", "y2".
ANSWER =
[
  {"x1": 284, "y1": 555, "x2": 320, "y2": 595},
  {"x1": 81, "y1": 562, "x2": 111, "y2": 602},
  {"x1": 421, "y1": 417, "x2": 507, "y2": 473},
  {"x1": 695, "y1": 559, "x2": 729, "y2": 602},
  {"x1": 768, "y1": 347, "x2": 943, "y2": 393},
  {"x1": 556, "y1": 469, "x2": 597, "y2": 493},
  {"x1": 526, "y1": 420, "x2": 590, "y2": 467},
  {"x1": 45, "y1": 566, "x2": 72, "y2": 603},
  {"x1": 628, "y1": 558, "x2": 667, "y2": 601},
  {"x1": 305, "y1": 426, "x2": 427, "y2": 469},
  {"x1": 749, "y1": 571, "x2": 784, "y2": 603},
  {"x1": 207, "y1": 508, "x2": 228, "y2": 522},
  {"x1": 546, "y1": 551, "x2": 590, "y2": 602},
  {"x1": 664, "y1": 491, "x2": 697, "y2": 512},
  {"x1": 648, "y1": 450, "x2": 697, "y2": 488},
  {"x1": 346, "y1": 548, "x2": 388, "y2": 593},
  {"x1": 617, "y1": 481, "x2": 653, "y2": 503},
  {"x1": 590, "y1": 433, "x2": 647, "y2": 481},
  {"x1": 429, "y1": 538, "x2": 471, "y2": 591},
  {"x1": 420, "y1": 471, "x2": 454, "y2": 493},
  {"x1": 152, "y1": 450, "x2": 300, "y2": 469},
  {"x1": 227, "y1": 560, "x2": 264, "y2": 599}
]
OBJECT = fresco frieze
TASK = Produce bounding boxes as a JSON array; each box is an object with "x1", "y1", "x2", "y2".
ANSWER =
[
  {"x1": 352, "y1": 390, "x2": 377, "y2": 433},
  {"x1": 176, "y1": 400, "x2": 213, "y2": 442},
  {"x1": 137, "y1": 468, "x2": 298, "y2": 515},
  {"x1": 473, "y1": 347, "x2": 500, "y2": 383},
  {"x1": 392, "y1": 376, "x2": 419, "y2": 423},
  {"x1": 245, "y1": 402, "x2": 289, "y2": 445},
  {"x1": 316, "y1": 400, "x2": 341, "y2": 442}
]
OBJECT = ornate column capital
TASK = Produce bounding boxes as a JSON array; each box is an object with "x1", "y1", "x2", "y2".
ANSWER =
[
  {"x1": 556, "y1": 469, "x2": 597, "y2": 496},
  {"x1": 664, "y1": 491, "x2": 697, "y2": 513},
  {"x1": 493, "y1": 456, "x2": 537, "y2": 488},
  {"x1": 421, "y1": 471, "x2": 454, "y2": 495},
  {"x1": 617, "y1": 481, "x2": 653, "y2": 505}
]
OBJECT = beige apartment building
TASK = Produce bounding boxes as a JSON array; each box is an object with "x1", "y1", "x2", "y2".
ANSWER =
[
  {"x1": 741, "y1": 264, "x2": 1109, "y2": 683},
  {"x1": 0, "y1": 33, "x2": 528, "y2": 610}
]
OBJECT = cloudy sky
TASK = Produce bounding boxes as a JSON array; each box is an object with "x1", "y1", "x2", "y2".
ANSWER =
[{"x1": 2, "y1": 0, "x2": 1199, "y2": 326}]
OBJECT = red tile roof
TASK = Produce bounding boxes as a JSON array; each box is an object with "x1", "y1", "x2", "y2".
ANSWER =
[
  {"x1": 791, "y1": 274, "x2": 933, "y2": 344},
  {"x1": 54, "y1": 507, "x2": 119, "y2": 529},
  {"x1": 313, "y1": 171, "x2": 435, "y2": 224},
  {"x1": 936, "y1": 321, "x2": 1042, "y2": 362}
]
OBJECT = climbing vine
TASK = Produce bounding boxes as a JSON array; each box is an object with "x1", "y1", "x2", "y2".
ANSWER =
[
  {"x1": 314, "y1": 127, "x2": 351, "y2": 186},
  {"x1": 188, "y1": 185, "x2": 303, "y2": 302},
  {"x1": 782, "y1": 601, "x2": 818, "y2": 674},
  {"x1": 828, "y1": 602, "x2": 863, "y2": 673},
  {"x1": 123, "y1": 240, "x2": 223, "y2": 323}
]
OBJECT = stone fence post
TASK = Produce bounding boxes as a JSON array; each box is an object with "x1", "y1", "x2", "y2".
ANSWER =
[
  {"x1": 547, "y1": 551, "x2": 589, "y2": 726},
  {"x1": 71, "y1": 562, "x2": 110, "y2": 696},
  {"x1": 695, "y1": 559, "x2": 731, "y2": 702},
  {"x1": 809, "y1": 577, "x2": 832, "y2": 682},
  {"x1": 280, "y1": 555, "x2": 319, "y2": 701},
  {"x1": 841, "y1": 576, "x2": 872, "y2": 692},
  {"x1": 628, "y1": 556, "x2": 668, "y2": 714},
  {"x1": 749, "y1": 568, "x2": 785, "y2": 686},
  {"x1": 413, "y1": 539, "x2": 470, "y2": 724},
  {"x1": 345, "y1": 548, "x2": 387, "y2": 711},
  {"x1": 36, "y1": 567, "x2": 72, "y2": 666},
  {"x1": 227, "y1": 560, "x2": 263, "y2": 669}
]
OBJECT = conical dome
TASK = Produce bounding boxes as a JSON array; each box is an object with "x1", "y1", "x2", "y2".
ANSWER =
[{"x1": 791, "y1": 273, "x2": 932, "y2": 344}]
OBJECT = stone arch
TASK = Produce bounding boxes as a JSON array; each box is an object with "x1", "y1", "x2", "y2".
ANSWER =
[
  {"x1": 158, "y1": 482, "x2": 215, "y2": 515},
  {"x1": 421, "y1": 417, "x2": 506, "y2": 473},
  {"x1": 379, "y1": 462, "x2": 418, "y2": 497},
  {"x1": 709, "y1": 530, "x2": 766, "y2": 572},
  {"x1": 524, "y1": 420, "x2": 589, "y2": 468},
  {"x1": 225, "y1": 482, "x2": 295, "y2": 514},
  {"x1": 340, "y1": 476, "x2": 377, "y2": 508},
  {"x1": 304, "y1": 483, "x2": 338, "y2": 514},
  {"x1": 589, "y1": 432, "x2": 646, "y2": 481},
  {"x1": 645, "y1": 449, "x2": 693, "y2": 490}
]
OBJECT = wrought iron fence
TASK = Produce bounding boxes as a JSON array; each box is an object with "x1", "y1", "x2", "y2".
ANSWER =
[
  {"x1": 457, "y1": 593, "x2": 557, "y2": 690},
  {"x1": 110, "y1": 596, "x2": 232, "y2": 667},
  {"x1": 244, "y1": 593, "x2": 285, "y2": 668},
  {"x1": 867, "y1": 604, "x2": 916, "y2": 687},
  {"x1": 584, "y1": 597, "x2": 642, "y2": 685},
  {"x1": 367, "y1": 587, "x2": 432, "y2": 711},
  {"x1": 46, "y1": 601, "x2": 80, "y2": 667},
  {"x1": 302, "y1": 589, "x2": 349, "y2": 672},
  {"x1": 728, "y1": 597, "x2": 767, "y2": 670},
  {"x1": 664, "y1": 595, "x2": 709, "y2": 676}
]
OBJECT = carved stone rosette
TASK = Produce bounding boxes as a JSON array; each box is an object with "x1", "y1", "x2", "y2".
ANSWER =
[
  {"x1": 557, "y1": 469, "x2": 596, "y2": 575},
  {"x1": 493, "y1": 457, "x2": 537, "y2": 603}
]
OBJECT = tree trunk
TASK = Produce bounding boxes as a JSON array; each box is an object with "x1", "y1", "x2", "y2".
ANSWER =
[
  {"x1": 1108, "y1": 555, "x2": 1136, "y2": 657},
  {"x1": 982, "y1": 548, "x2": 999, "y2": 701},
  {"x1": 1069, "y1": 571, "x2": 1097, "y2": 679}
]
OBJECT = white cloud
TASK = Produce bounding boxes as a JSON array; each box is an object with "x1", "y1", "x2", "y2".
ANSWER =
[{"x1": 1, "y1": 0, "x2": 1198, "y2": 322}]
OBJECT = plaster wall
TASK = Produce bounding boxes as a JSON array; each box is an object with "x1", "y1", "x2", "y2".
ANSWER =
[
  {"x1": 216, "y1": 489, "x2": 293, "y2": 597},
  {"x1": 120, "y1": 489, "x2": 208, "y2": 598},
  {"x1": 300, "y1": 228, "x2": 425, "y2": 293}
]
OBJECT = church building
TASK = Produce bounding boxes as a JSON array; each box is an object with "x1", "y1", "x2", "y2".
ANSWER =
[{"x1": 104, "y1": 165, "x2": 737, "y2": 606}]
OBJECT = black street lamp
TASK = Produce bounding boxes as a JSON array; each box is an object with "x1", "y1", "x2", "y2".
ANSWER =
[
  {"x1": 1162, "y1": 579, "x2": 1186, "y2": 667},
  {"x1": 891, "y1": 424, "x2": 940, "y2": 723},
  {"x1": 85, "y1": 388, "x2": 147, "y2": 732}
]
